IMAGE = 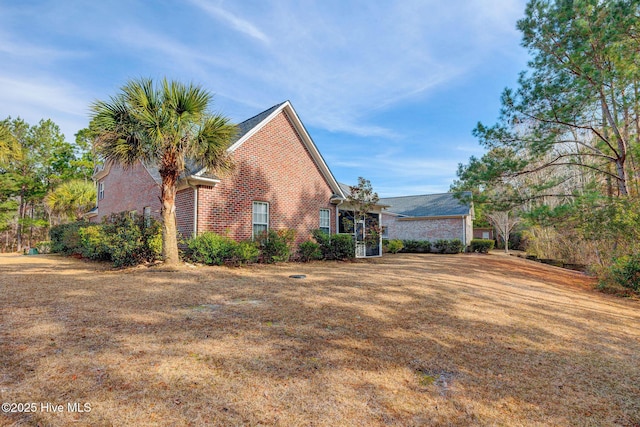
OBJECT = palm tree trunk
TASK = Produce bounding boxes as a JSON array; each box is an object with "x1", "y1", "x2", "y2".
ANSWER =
[{"x1": 160, "y1": 177, "x2": 180, "y2": 266}]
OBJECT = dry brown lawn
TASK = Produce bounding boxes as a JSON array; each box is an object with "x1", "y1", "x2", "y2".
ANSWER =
[{"x1": 0, "y1": 252, "x2": 639, "y2": 426}]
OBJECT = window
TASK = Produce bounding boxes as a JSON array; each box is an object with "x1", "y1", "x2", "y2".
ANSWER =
[
  {"x1": 252, "y1": 201, "x2": 269, "y2": 238},
  {"x1": 319, "y1": 209, "x2": 330, "y2": 234},
  {"x1": 482, "y1": 231, "x2": 490, "y2": 239},
  {"x1": 98, "y1": 182, "x2": 104, "y2": 200},
  {"x1": 381, "y1": 226, "x2": 388, "y2": 239},
  {"x1": 143, "y1": 206, "x2": 151, "y2": 226}
]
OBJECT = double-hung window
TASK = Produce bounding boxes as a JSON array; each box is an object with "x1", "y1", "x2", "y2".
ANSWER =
[
  {"x1": 98, "y1": 182, "x2": 104, "y2": 200},
  {"x1": 252, "y1": 201, "x2": 269, "y2": 238},
  {"x1": 319, "y1": 209, "x2": 330, "y2": 234}
]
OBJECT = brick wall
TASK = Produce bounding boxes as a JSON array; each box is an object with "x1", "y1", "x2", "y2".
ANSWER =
[
  {"x1": 96, "y1": 162, "x2": 161, "y2": 222},
  {"x1": 382, "y1": 213, "x2": 473, "y2": 245},
  {"x1": 176, "y1": 188, "x2": 195, "y2": 238},
  {"x1": 197, "y1": 110, "x2": 335, "y2": 243}
]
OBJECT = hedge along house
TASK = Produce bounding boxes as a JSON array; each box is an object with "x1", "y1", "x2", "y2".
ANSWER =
[
  {"x1": 89, "y1": 101, "x2": 381, "y2": 257},
  {"x1": 380, "y1": 192, "x2": 474, "y2": 247}
]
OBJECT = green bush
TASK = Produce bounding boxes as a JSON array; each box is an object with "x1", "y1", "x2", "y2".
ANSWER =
[
  {"x1": 330, "y1": 234, "x2": 355, "y2": 260},
  {"x1": 298, "y1": 240, "x2": 323, "y2": 262},
  {"x1": 102, "y1": 213, "x2": 162, "y2": 267},
  {"x1": 256, "y1": 229, "x2": 296, "y2": 263},
  {"x1": 78, "y1": 225, "x2": 111, "y2": 260},
  {"x1": 186, "y1": 233, "x2": 259, "y2": 265},
  {"x1": 187, "y1": 232, "x2": 238, "y2": 265},
  {"x1": 50, "y1": 221, "x2": 89, "y2": 254},
  {"x1": 470, "y1": 239, "x2": 495, "y2": 253},
  {"x1": 312, "y1": 229, "x2": 355, "y2": 260},
  {"x1": 432, "y1": 240, "x2": 448, "y2": 254},
  {"x1": 233, "y1": 241, "x2": 260, "y2": 265},
  {"x1": 605, "y1": 254, "x2": 640, "y2": 292},
  {"x1": 433, "y1": 239, "x2": 463, "y2": 254},
  {"x1": 386, "y1": 239, "x2": 404, "y2": 254},
  {"x1": 51, "y1": 213, "x2": 162, "y2": 267},
  {"x1": 401, "y1": 240, "x2": 431, "y2": 253}
]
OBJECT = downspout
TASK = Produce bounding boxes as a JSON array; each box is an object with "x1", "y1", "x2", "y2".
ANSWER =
[
  {"x1": 193, "y1": 186, "x2": 198, "y2": 237},
  {"x1": 462, "y1": 215, "x2": 466, "y2": 246}
]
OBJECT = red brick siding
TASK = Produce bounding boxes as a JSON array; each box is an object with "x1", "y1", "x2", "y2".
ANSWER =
[
  {"x1": 473, "y1": 228, "x2": 494, "y2": 240},
  {"x1": 197, "y1": 110, "x2": 335, "y2": 243},
  {"x1": 382, "y1": 213, "x2": 473, "y2": 245},
  {"x1": 96, "y1": 162, "x2": 161, "y2": 222},
  {"x1": 176, "y1": 188, "x2": 195, "y2": 238}
]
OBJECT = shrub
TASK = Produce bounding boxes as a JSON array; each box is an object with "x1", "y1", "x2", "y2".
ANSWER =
[
  {"x1": 401, "y1": 240, "x2": 431, "y2": 253},
  {"x1": 432, "y1": 240, "x2": 448, "y2": 254},
  {"x1": 187, "y1": 232, "x2": 238, "y2": 265},
  {"x1": 256, "y1": 229, "x2": 296, "y2": 263},
  {"x1": 470, "y1": 239, "x2": 495, "y2": 254},
  {"x1": 101, "y1": 213, "x2": 162, "y2": 267},
  {"x1": 50, "y1": 221, "x2": 88, "y2": 255},
  {"x1": 51, "y1": 213, "x2": 161, "y2": 267},
  {"x1": 233, "y1": 241, "x2": 260, "y2": 265},
  {"x1": 605, "y1": 254, "x2": 640, "y2": 292},
  {"x1": 330, "y1": 234, "x2": 356, "y2": 260},
  {"x1": 432, "y1": 239, "x2": 463, "y2": 254},
  {"x1": 78, "y1": 225, "x2": 111, "y2": 261},
  {"x1": 386, "y1": 239, "x2": 404, "y2": 254},
  {"x1": 186, "y1": 233, "x2": 259, "y2": 266},
  {"x1": 298, "y1": 240, "x2": 323, "y2": 262},
  {"x1": 312, "y1": 229, "x2": 355, "y2": 260}
]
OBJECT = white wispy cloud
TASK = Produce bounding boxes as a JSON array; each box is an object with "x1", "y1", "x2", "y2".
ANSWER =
[
  {"x1": 186, "y1": 0, "x2": 270, "y2": 44},
  {"x1": 0, "y1": 75, "x2": 90, "y2": 139}
]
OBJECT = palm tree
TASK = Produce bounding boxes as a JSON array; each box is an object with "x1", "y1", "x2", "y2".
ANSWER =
[
  {"x1": 45, "y1": 180, "x2": 97, "y2": 223},
  {"x1": 90, "y1": 78, "x2": 236, "y2": 266}
]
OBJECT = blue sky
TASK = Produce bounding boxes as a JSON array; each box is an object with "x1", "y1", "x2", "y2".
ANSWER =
[{"x1": 0, "y1": 0, "x2": 530, "y2": 196}]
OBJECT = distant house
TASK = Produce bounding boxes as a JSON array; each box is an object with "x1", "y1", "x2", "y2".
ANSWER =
[
  {"x1": 380, "y1": 192, "x2": 474, "y2": 246},
  {"x1": 89, "y1": 101, "x2": 381, "y2": 257},
  {"x1": 473, "y1": 227, "x2": 494, "y2": 240}
]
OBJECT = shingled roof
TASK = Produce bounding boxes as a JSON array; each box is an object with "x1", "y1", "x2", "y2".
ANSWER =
[
  {"x1": 380, "y1": 192, "x2": 472, "y2": 217},
  {"x1": 118, "y1": 101, "x2": 343, "y2": 196},
  {"x1": 233, "y1": 102, "x2": 286, "y2": 145}
]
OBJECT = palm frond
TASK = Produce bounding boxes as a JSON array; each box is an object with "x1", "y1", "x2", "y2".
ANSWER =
[{"x1": 188, "y1": 115, "x2": 238, "y2": 175}]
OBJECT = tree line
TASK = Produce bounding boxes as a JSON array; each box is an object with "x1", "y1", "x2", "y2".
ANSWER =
[
  {"x1": 0, "y1": 118, "x2": 95, "y2": 252},
  {"x1": 453, "y1": 0, "x2": 640, "y2": 291}
]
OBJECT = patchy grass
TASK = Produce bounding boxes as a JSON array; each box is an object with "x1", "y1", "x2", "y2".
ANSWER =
[{"x1": 0, "y1": 253, "x2": 639, "y2": 426}]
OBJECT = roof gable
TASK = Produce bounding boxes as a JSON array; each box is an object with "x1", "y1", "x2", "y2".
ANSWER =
[
  {"x1": 218, "y1": 101, "x2": 344, "y2": 197},
  {"x1": 380, "y1": 192, "x2": 472, "y2": 217}
]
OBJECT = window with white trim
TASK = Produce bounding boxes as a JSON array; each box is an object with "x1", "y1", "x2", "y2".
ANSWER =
[
  {"x1": 252, "y1": 201, "x2": 269, "y2": 239},
  {"x1": 319, "y1": 209, "x2": 330, "y2": 234},
  {"x1": 98, "y1": 182, "x2": 104, "y2": 200}
]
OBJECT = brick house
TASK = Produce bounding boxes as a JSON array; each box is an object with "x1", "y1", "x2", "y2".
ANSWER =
[
  {"x1": 473, "y1": 227, "x2": 494, "y2": 240},
  {"x1": 380, "y1": 192, "x2": 474, "y2": 246},
  {"x1": 89, "y1": 101, "x2": 381, "y2": 256}
]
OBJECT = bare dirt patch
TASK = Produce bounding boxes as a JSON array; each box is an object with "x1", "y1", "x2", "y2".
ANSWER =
[{"x1": 1, "y1": 253, "x2": 638, "y2": 426}]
